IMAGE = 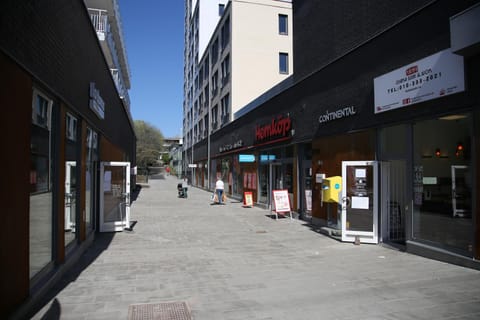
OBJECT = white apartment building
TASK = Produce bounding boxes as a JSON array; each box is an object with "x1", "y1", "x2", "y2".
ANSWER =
[
  {"x1": 183, "y1": 0, "x2": 293, "y2": 154},
  {"x1": 85, "y1": 0, "x2": 132, "y2": 111}
]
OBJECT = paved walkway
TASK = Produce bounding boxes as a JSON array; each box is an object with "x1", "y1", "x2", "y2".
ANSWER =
[{"x1": 32, "y1": 177, "x2": 480, "y2": 319}]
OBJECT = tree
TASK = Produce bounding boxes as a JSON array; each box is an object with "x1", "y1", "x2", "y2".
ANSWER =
[
  {"x1": 161, "y1": 153, "x2": 171, "y2": 165},
  {"x1": 134, "y1": 120, "x2": 164, "y2": 168}
]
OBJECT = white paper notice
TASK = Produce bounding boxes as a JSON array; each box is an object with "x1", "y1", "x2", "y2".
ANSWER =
[
  {"x1": 355, "y1": 169, "x2": 366, "y2": 178},
  {"x1": 104, "y1": 171, "x2": 112, "y2": 192},
  {"x1": 351, "y1": 196, "x2": 369, "y2": 209}
]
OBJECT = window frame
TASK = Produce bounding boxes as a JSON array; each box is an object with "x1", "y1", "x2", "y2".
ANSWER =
[
  {"x1": 278, "y1": 14, "x2": 288, "y2": 35},
  {"x1": 279, "y1": 52, "x2": 289, "y2": 74}
]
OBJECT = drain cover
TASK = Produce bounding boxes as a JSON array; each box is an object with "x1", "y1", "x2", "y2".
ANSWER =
[{"x1": 127, "y1": 301, "x2": 192, "y2": 320}]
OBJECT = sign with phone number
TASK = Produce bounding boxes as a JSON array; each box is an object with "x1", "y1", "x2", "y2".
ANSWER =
[{"x1": 374, "y1": 48, "x2": 465, "y2": 114}]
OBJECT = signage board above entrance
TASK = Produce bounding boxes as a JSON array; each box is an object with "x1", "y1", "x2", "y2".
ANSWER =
[
  {"x1": 374, "y1": 48, "x2": 465, "y2": 113},
  {"x1": 89, "y1": 82, "x2": 105, "y2": 120},
  {"x1": 318, "y1": 106, "x2": 357, "y2": 124},
  {"x1": 239, "y1": 154, "x2": 255, "y2": 163}
]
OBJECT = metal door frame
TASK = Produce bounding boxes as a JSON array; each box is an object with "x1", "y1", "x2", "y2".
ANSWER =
[
  {"x1": 451, "y1": 165, "x2": 469, "y2": 217},
  {"x1": 341, "y1": 161, "x2": 379, "y2": 244},
  {"x1": 99, "y1": 161, "x2": 131, "y2": 232}
]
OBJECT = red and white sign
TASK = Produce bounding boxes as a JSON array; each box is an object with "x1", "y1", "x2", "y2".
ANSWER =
[
  {"x1": 243, "y1": 192, "x2": 253, "y2": 207},
  {"x1": 272, "y1": 190, "x2": 291, "y2": 213},
  {"x1": 374, "y1": 49, "x2": 465, "y2": 113}
]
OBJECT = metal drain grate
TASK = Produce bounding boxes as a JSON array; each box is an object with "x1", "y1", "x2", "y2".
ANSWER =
[{"x1": 128, "y1": 301, "x2": 192, "y2": 320}]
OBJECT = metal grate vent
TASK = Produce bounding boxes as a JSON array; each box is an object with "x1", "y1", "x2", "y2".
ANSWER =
[{"x1": 127, "y1": 301, "x2": 192, "y2": 320}]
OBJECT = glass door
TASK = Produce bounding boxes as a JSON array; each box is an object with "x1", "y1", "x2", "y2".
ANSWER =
[
  {"x1": 451, "y1": 165, "x2": 470, "y2": 218},
  {"x1": 64, "y1": 161, "x2": 76, "y2": 234},
  {"x1": 341, "y1": 161, "x2": 379, "y2": 244},
  {"x1": 100, "y1": 162, "x2": 131, "y2": 232}
]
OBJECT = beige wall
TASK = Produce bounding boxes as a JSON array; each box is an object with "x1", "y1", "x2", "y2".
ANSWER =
[{"x1": 231, "y1": 0, "x2": 293, "y2": 115}]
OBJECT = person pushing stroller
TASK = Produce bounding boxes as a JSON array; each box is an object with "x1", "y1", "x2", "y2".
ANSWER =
[{"x1": 177, "y1": 177, "x2": 188, "y2": 198}]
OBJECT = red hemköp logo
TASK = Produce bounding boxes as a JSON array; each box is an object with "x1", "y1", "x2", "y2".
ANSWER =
[
  {"x1": 406, "y1": 66, "x2": 418, "y2": 76},
  {"x1": 402, "y1": 98, "x2": 411, "y2": 105}
]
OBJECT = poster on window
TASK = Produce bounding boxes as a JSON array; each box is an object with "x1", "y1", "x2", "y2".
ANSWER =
[
  {"x1": 273, "y1": 190, "x2": 291, "y2": 213},
  {"x1": 413, "y1": 166, "x2": 424, "y2": 205},
  {"x1": 251, "y1": 173, "x2": 257, "y2": 190},
  {"x1": 243, "y1": 172, "x2": 248, "y2": 189},
  {"x1": 305, "y1": 189, "x2": 312, "y2": 211}
]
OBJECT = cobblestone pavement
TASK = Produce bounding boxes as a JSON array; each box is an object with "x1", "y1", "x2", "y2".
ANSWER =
[{"x1": 31, "y1": 176, "x2": 480, "y2": 320}]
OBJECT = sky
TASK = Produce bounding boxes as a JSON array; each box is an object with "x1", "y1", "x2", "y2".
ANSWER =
[{"x1": 118, "y1": 0, "x2": 184, "y2": 138}]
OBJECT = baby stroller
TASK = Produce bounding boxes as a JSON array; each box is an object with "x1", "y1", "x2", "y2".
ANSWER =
[{"x1": 177, "y1": 183, "x2": 188, "y2": 198}]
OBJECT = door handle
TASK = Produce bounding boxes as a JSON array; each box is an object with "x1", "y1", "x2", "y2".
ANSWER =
[{"x1": 342, "y1": 196, "x2": 350, "y2": 209}]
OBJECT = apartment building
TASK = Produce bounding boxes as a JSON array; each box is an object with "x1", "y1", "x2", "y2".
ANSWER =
[
  {"x1": 0, "y1": 0, "x2": 136, "y2": 317},
  {"x1": 85, "y1": 0, "x2": 132, "y2": 111},
  {"x1": 183, "y1": 0, "x2": 293, "y2": 185}
]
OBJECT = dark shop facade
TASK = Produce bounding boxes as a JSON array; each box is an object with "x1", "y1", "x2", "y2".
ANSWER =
[
  {"x1": 189, "y1": 0, "x2": 480, "y2": 269},
  {"x1": 1, "y1": 1, "x2": 136, "y2": 317}
]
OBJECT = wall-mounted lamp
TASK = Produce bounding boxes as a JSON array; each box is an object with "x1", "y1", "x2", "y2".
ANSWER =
[{"x1": 455, "y1": 142, "x2": 464, "y2": 157}]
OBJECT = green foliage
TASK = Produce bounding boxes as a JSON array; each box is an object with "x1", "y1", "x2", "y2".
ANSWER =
[
  {"x1": 161, "y1": 153, "x2": 171, "y2": 165},
  {"x1": 134, "y1": 120, "x2": 164, "y2": 168}
]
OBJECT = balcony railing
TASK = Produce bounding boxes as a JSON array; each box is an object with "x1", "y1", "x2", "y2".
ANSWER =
[
  {"x1": 111, "y1": 69, "x2": 130, "y2": 110},
  {"x1": 88, "y1": 8, "x2": 108, "y2": 34}
]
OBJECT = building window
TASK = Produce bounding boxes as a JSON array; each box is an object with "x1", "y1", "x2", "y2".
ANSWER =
[
  {"x1": 30, "y1": 89, "x2": 54, "y2": 279},
  {"x1": 211, "y1": 38, "x2": 219, "y2": 64},
  {"x1": 212, "y1": 105, "x2": 218, "y2": 129},
  {"x1": 221, "y1": 93, "x2": 230, "y2": 125},
  {"x1": 212, "y1": 71, "x2": 219, "y2": 96},
  {"x1": 279, "y1": 14, "x2": 288, "y2": 35},
  {"x1": 221, "y1": 16, "x2": 230, "y2": 51},
  {"x1": 279, "y1": 52, "x2": 289, "y2": 74},
  {"x1": 221, "y1": 54, "x2": 230, "y2": 86},
  {"x1": 219, "y1": 3, "x2": 225, "y2": 16}
]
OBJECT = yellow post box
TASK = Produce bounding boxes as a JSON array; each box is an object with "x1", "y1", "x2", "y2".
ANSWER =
[{"x1": 322, "y1": 176, "x2": 342, "y2": 203}]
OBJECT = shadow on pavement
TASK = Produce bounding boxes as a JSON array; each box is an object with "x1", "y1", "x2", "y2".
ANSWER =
[
  {"x1": 39, "y1": 299, "x2": 60, "y2": 320},
  {"x1": 26, "y1": 233, "x2": 116, "y2": 319}
]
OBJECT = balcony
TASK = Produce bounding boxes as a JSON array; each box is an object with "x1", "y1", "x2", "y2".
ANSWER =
[
  {"x1": 89, "y1": 7, "x2": 131, "y2": 110},
  {"x1": 87, "y1": 2, "x2": 131, "y2": 89},
  {"x1": 111, "y1": 69, "x2": 131, "y2": 110}
]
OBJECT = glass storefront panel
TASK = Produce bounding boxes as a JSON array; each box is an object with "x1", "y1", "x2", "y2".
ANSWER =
[
  {"x1": 85, "y1": 128, "x2": 98, "y2": 233},
  {"x1": 30, "y1": 90, "x2": 53, "y2": 278},
  {"x1": 64, "y1": 113, "x2": 78, "y2": 247},
  {"x1": 412, "y1": 113, "x2": 473, "y2": 255},
  {"x1": 220, "y1": 157, "x2": 231, "y2": 194}
]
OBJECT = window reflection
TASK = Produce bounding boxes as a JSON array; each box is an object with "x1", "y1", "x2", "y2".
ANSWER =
[
  {"x1": 30, "y1": 90, "x2": 53, "y2": 278},
  {"x1": 412, "y1": 113, "x2": 473, "y2": 255},
  {"x1": 64, "y1": 113, "x2": 77, "y2": 247},
  {"x1": 85, "y1": 127, "x2": 98, "y2": 233}
]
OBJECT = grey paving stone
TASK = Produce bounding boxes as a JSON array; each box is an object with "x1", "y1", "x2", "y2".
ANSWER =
[{"x1": 30, "y1": 177, "x2": 480, "y2": 320}]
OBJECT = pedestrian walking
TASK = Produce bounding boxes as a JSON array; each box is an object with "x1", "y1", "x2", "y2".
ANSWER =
[{"x1": 215, "y1": 177, "x2": 224, "y2": 204}]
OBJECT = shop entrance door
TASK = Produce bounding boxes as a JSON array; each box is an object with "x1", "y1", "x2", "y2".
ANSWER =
[
  {"x1": 100, "y1": 162, "x2": 131, "y2": 232},
  {"x1": 341, "y1": 161, "x2": 379, "y2": 244}
]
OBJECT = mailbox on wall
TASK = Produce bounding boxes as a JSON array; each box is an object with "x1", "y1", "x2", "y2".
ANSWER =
[{"x1": 322, "y1": 176, "x2": 342, "y2": 203}]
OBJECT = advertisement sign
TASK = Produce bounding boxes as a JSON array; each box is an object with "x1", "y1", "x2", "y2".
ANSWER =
[
  {"x1": 305, "y1": 190, "x2": 312, "y2": 212},
  {"x1": 374, "y1": 49, "x2": 465, "y2": 113},
  {"x1": 243, "y1": 192, "x2": 253, "y2": 207},
  {"x1": 272, "y1": 190, "x2": 291, "y2": 213}
]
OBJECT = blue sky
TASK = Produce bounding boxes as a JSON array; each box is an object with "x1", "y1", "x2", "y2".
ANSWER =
[{"x1": 119, "y1": 0, "x2": 184, "y2": 138}]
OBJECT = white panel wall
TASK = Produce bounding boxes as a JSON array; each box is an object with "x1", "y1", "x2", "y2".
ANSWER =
[
  {"x1": 230, "y1": 0, "x2": 293, "y2": 115},
  {"x1": 198, "y1": 0, "x2": 228, "y2": 59}
]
